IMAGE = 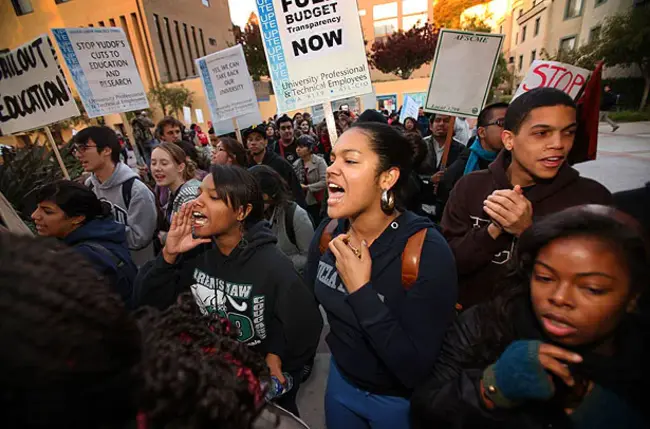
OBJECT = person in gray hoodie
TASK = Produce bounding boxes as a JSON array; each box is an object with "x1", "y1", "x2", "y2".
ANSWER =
[{"x1": 73, "y1": 126, "x2": 158, "y2": 266}]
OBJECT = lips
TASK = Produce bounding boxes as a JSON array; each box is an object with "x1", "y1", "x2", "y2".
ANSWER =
[
  {"x1": 540, "y1": 156, "x2": 565, "y2": 169},
  {"x1": 327, "y1": 182, "x2": 345, "y2": 205},
  {"x1": 192, "y1": 211, "x2": 208, "y2": 227},
  {"x1": 541, "y1": 313, "x2": 578, "y2": 338}
]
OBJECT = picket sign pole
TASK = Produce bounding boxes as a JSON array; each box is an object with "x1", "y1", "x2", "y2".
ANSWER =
[
  {"x1": 434, "y1": 116, "x2": 456, "y2": 195},
  {"x1": 233, "y1": 118, "x2": 243, "y2": 145},
  {"x1": 323, "y1": 102, "x2": 338, "y2": 145},
  {"x1": 44, "y1": 126, "x2": 71, "y2": 180}
]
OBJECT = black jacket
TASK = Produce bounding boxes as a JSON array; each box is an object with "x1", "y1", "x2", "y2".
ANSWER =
[
  {"x1": 250, "y1": 150, "x2": 307, "y2": 209},
  {"x1": 133, "y1": 222, "x2": 323, "y2": 371},
  {"x1": 411, "y1": 298, "x2": 649, "y2": 429},
  {"x1": 305, "y1": 211, "x2": 458, "y2": 397},
  {"x1": 439, "y1": 140, "x2": 496, "y2": 205},
  {"x1": 418, "y1": 136, "x2": 464, "y2": 178},
  {"x1": 600, "y1": 90, "x2": 617, "y2": 111}
]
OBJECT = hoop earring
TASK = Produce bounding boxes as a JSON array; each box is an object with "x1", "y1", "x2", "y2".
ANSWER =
[
  {"x1": 237, "y1": 221, "x2": 248, "y2": 249},
  {"x1": 381, "y1": 189, "x2": 395, "y2": 212}
]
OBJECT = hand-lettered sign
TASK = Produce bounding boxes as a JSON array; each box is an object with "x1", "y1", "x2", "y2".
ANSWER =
[{"x1": 513, "y1": 60, "x2": 590, "y2": 101}]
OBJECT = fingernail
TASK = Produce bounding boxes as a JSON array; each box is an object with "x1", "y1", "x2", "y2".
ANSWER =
[{"x1": 362, "y1": 240, "x2": 367, "y2": 246}]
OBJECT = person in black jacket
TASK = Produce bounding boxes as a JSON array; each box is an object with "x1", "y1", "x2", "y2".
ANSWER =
[
  {"x1": 411, "y1": 205, "x2": 649, "y2": 429},
  {"x1": 305, "y1": 122, "x2": 457, "y2": 429},
  {"x1": 133, "y1": 165, "x2": 323, "y2": 416},
  {"x1": 599, "y1": 84, "x2": 619, "y2": 132}
]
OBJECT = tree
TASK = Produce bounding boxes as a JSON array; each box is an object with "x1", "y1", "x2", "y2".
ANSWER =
[
  {"x1": 368, "y1": 23, "x2": 440, "y2": 80},
  {"x1": 461, "y1": 14, "x2": 493, "y2": 33},
  {"x1": 434, "y1": 0, "x2": 490, "y2": 29},
  {"x1": 233, "y1": 13, "x2": 269, "y2": 81},
  {"x1": 148, "y1": 84, "x2": 193, "y2": 117}
]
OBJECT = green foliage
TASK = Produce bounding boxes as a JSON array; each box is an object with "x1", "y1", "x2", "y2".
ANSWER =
[
  {"x1": 233, "y1": 13, "x2": 269, "y2": 81},
  {"x1": 148, "y1": 84, "x2": 193, "y2": 117},
  {"x1": 609, "y1": 109, "x2": 650, "y2": 122},
  {"x1": 434, "y1": 0, "x2": 490, "y2": 29},
  {"x1": 368, "y1": 22, "x2": 440, "y2": 80},
  {"x1": 461, "y1": 14, "x2": 493, "y2": 33}
]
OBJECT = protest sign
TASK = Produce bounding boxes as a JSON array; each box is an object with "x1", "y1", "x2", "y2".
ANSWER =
[
  {"x1": 256, "y1": 0, "x2": 372, "y2": 112},
  {"x1": 0, "y1": 35, "x2": 79, "y2": 135},
  {"x1": 377, "y1": 94, "x2": 397, "y2": 112},
  {"x1": 211, "y1": 109, "x2": 263, "y2": 136},
  {"x1": 196, "y1": 44, "x2": 259, "y2": 122},
  {"x1": 513, "y1": 60, "x2": 590, "y2": 101},
  {"x1": 405, "y1": 92, "x2": 427, "y2": 109},
  {"x1": 399, "y1": 95, "x2": 420, "y2": 123},
  {"x1": 425, "y1": 29, "x2": 503, "y2": 117},
  {"x1": 52, "y1": 27, "x2": 149, "y2": 118}
]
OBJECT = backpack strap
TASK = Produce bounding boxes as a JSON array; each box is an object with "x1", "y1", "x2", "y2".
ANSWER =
[
  {"x1": 77, "y1": 242, "x2": 124, "y2": 270},
  {"x1": 319, "y1": 219, "x2": 339, "y2": 254},
  {"x1": 401, "y1": 228, "x2": 427, "y2": 291},
  {"x1": 285, "y1": 201, "x2": 297, "y2": 247},
  {"x1": 122, "y1": 177, "x2": 138, "y2": 210}
]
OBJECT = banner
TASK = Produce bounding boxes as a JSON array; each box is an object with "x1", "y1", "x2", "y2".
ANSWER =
[
  {"x1": 196, "y1": 44, "x2": 259, "y2": 122},
  {"x1": 425, "y1": 29, "x2": 503, "y2": 117},
  {"x1": 0, "y1": 35, "x2": 79, "y2": 135},
  {"x1": 377, "y1": 94, "x2": 397, "y2": 112},
  {"x1": 513, "y1": 60, "x2": 590, "y2": 101},
  {"x1": 256, "y1": 0, "x2": 372, "y2": 112},
  {"x1": 399, "y1": 95, "x2": 420, "y2": 123},
  {"x1": 405, "y1": 92, "x2": 427, "y2": 109},
  {"x1": 52, "y1": 27, "x2": 149, "y2": 118}
]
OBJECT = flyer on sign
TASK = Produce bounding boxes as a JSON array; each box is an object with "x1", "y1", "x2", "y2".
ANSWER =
[
  {"x1": 52, "y1": 27, "x2": 149, "y2": 118},
  {"x1": 425, "y1": 29, "x2": 503, "y2": 117},
  {"x1": 399, "y1": 95, "x2": 420, "y2": 123},
  {"x1": 0, "y1": 35, "x2": 79, "y2": 135},
  {"x1": 196, "y1": 44, "x2": 259, "y2": 122},
  {"x1": 513, "y1": 60, "x2": 590, "y2": 101},
  {"x1": 256, "y1": 0, "x2": 372, "y2": 112}
]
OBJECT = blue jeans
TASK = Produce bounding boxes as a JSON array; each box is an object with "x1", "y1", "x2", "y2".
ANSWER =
[{"x1": 325, "y1": 360, "x2": 411, "y2": 429}]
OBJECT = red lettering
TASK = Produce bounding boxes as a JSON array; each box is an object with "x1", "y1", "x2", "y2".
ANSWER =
[
  {"x1": 567, "y1": 73, "x2": 586, "y2": 96},
  {"x1": 547, "y1": 65, "x2": 566, "y2": 87},
  {"x1": 522, "y1": 64, "x2": 548, "y2": 91},
  {"x1": 555, "y1": 71, "x2": 574, "y2": 92}
]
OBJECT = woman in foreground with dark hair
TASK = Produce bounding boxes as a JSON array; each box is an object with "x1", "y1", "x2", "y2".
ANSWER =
[
  {"x1": 305, "y1": 122, "x2": 457, "y2": 429},
  {"x1": 411, "y1": 205, "x2": 649, "y2": 429},
  {"x1": 134, "y1": 165, "x2": 322, "y2": 416},
  {"x1": 30, "y1": 180, "x2": 137, "y2": 306}
]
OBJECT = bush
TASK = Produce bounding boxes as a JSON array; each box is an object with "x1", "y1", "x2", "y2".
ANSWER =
[
  {"x1": 608, "y1": 110, "x2": 650, "y2": 122},
  {"x1": 603, "y1": 77, "x2": 646, "y2": 111}
]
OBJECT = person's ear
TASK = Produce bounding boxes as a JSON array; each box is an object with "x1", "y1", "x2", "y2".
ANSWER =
[
  {"x1": 237, "y1": 204, "x2": 253, "y2": 222},
  {"x1": 101, "y1": 146, "x2": 113, "y2": 158},
  {"x1": 501, "y1": 130, "x2": 515, "y2": 152},
  {"x1": 70, "y1": 215, "x2": 86, "y2": 225},
  {"x1": 477, "y1": 127, "x2": 487, "y2": 140},
  {"x1": 178, "y1": 162, "x2": 186, "y2": 176},
  {"x1": 626, "y1": 293, "x2": 640, "y2": 313},
  {"x1": 379, "y1": 167, "x2": 400, "y2": 192}
]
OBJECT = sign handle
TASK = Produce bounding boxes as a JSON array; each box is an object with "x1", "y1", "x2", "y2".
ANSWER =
[
  {"x1": 44, "y1": 126, "x2": 71, "y2": 180},
  {"x1": 323, "y1": 102, "x2": 338, "y2": 145},
  {"x1": 233, "y1": 118, "x2": 243, "y2": 145},
  {"x1": 434, "y1": 116, "x2": 456, "y2": 195}
]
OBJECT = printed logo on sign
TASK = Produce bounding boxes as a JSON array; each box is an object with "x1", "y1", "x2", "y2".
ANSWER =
[{"x1": 455, "y1": 34, "x2": 489, "y2": 43}]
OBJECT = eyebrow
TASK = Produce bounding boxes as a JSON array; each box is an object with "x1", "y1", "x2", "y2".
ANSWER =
[
  {"x1": 333, "y1": 149, "x2": 362, "y2": 156},
  {"x1": 530, "y1": 122, "x2": 577, "y2": 131},
  {"x1": 534, "y1": 261, "x2": 615, "y2": 279}
]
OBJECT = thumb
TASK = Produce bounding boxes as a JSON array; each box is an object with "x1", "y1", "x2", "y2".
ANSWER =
[{"x1": 514, "y1": 185, "x2": 524, "y2": 195}]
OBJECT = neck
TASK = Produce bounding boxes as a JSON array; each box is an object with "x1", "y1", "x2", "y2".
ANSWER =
[
  {"x1": 349, "y1": 204, "x2": 399, "y2": 247},
  {"x1": 478, "y1": 137, "x2": 496, "y2": 153},
  {"x1": 169, "y1": 177, "x2": 185, "y2": 193},
  {"x1": 253, "y1": 149, "x2": 266, "y2": 164},
  {"x1": 281, "y1": 138, "x2": 292, "y2": 146},
  {"x1": 506, "y1": 157, "x2": 535, "y2": 187},
  {"x1": 433, "y1": 135, "x2": 446, "y2": 147},
  {"x1": 215, "y1": 226, "x2": 244, "y2": 256},
  {"x1": 301, "y1": 153, "x2": 312, "y2": 163},
  {"x1": 95, "y1": 162, "x2": 117, "y2": 183}
]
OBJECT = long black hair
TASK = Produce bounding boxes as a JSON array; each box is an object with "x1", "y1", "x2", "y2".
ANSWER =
[
  {"x1": 210, "y1": 165, "x2": 264, "y2": 228},
  {"x1": 33, "y1": 180, "x2": 111, "y2": 223},
  {"x1": 248, "y1": 165, "x2": 292, "y2": 211}
]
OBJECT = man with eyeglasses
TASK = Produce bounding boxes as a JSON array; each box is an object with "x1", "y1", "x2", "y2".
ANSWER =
[
  {"x1": 275, "y1": 115, "x2": 299, "y2": 164},
  {"x1": 73, "y1": 126, "x2": 158, "y2": 266}
]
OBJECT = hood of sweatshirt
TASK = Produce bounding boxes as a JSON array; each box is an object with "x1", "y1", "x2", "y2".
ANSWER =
[
  {"x1": 488, "y1": 150, "x2": 580, "y2": 203},
  {"x1": 64, "y1": 218, "x2": 128, "y2": 247},
  {"x1": 89, "y1": 162, "x2": 138, "y2": 190},
  {"x1": 220, "y1": 220, "x2": 278, "y2": 263}
]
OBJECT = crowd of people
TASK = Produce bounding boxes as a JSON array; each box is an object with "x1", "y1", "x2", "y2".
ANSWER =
[{"x1": 1, "y1": 87, "x2": 648, "y2": 429}]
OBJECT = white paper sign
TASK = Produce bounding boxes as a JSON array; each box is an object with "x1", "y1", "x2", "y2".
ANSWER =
[
  {"x1": 513, "y1": 60, "x2": 590, "y2": 101},
  {"x1": 195, "y1": 109, "x2": 204, "y2": 124},
  {"x1": 196, "y1": 45, "x2": 259, "y2": 122},
  {"x1": 52, "y1": 27, "x2": 149, "y2": 118},
  {"x1": 256, "y1": 0, "x2": 372, "y2": 112},
  {"x1": 425, "y1": 30, "x2": 503, "y2": 117},
  {"x1": 0, "y1": 35, "x2": 79, "y2": 135},
  {"x1": 399, "y1": 95, "x2": 420, "y2": 123},
  {"x1": 183, "y1": 106, "x2": 192, "y2": 124},
  {"x1": 212, "y1": 110, "x2": 264, "y2": 136}
]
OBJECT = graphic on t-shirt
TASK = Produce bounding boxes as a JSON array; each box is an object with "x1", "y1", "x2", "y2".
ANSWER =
[
  {"x1": 317, "y1": 260, "x2": 347, "y2": 294},
  {"x1": 469, "y1": 215, "x2": 513, "y2": 265}
]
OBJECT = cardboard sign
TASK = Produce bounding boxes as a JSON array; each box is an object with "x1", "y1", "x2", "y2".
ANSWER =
[
  {"x1": 399, "y1": 95, "x2": 420, "y2": 123},
  {"x1": 0, "y1": 35, "x2": 79, "y2": 135},
  {"x1": 196, "y1": 44, "x2": 259, "y2": 122},
  {"x1": 52, "y1": 27, "x2": 149, "y2": 118},
  {"x1": 211, "y1": 109, "x2": 264, "y2": 136},
  {"x1": 256, "y1": 0, "x2": 372, "y2": 112},
  {"x1": 513, "y1": 60, "x2": 590, "y2": 101},
  {"x1": 425, "y1": 29, "x2": 503, "y2": 117}
]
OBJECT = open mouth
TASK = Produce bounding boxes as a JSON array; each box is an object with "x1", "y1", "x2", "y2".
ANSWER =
[
  {"x1": 327, "y1": 182, "x2": 345, "y2": 205},
  {"x1": 540, "y1": 156, "x2": 564, "y2": 168},
  {"x1": 542, "y1": 314, "x2": 577, "y2": 337},
  {"x1": 192, "y1": 211, "x2": 208, "y2": 227},
  {"x1": 153, "y1": 174, "x2": 166, "y2": 181}
]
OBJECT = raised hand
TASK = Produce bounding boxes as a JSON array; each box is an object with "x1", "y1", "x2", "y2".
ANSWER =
[
  {"x1": 483, "y1": 185, "x2": 533, "y2": 237},
  {"x1": 162, "y1": 201, "x2": 211, "y2": 264},
  {"x1": 328, "y1": 233, "x2": 372, "y2": 294}
]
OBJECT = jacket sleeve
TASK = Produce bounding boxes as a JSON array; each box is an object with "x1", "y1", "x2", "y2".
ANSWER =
[
  {"x1": 441, "y1": 179, "x2": 512, "y2": 276},
  {"x1": 304, "y1": 217, "x2": 329, "y2": 291},
  {"x1": 133, "y1": 253, "x2": 185, "y2": 310},
  {"x1": 290, "y1": 206, "x2": 315, "y2": 273},
  {"x1": 345, "y1": 229, "x2": 458, "y2": 389},
  {"x1": 125, "y1": 182, "x2": 158, "y2": 250},
  {"x1": 306, "y1": 158, "x2": 327, "y2": 193}
]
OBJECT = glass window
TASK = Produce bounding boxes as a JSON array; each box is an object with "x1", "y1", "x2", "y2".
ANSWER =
[
  {"x1": 531, "y1": 50, "x2": 536, "y2": 63},
  {"x1": 565, "y1": 0, "x2": 583, "y2": 18},
  {"x1": 534, "y1": 17, "x2": 541, "y2": 36},
  {"x1": 518, "y1": 55, "x2": 524, "y2": 71},
  {"x1": 522, "y1": 25, "x2": 526, "y2": 42},
  {"x1": 55, "y1": 0, "x2": 71, "y2": 3},
  {"x1": 402, "y1": 0, "x2": 428, "y2": 15},
  {"x1": 559, "y1": 36, "x2": 576, "y2": 51},
  {"x1": 359, "y1": 9, "x2": 367, "y2": 16},
  {"x1": 374, "y1": 18, "x2": 398, "y2": 37},
  {"x1": 11, "y1": 0, "x2": 33, "y2": 15},
  {"x1": 518, "y1": 8, "x2": 523, "y2": 17},
  {"x1": 402, "y1": 13, "x2": 428, "y2": 30},
  {"x1": 515, "y1": 32, "x2": 519, "y2": 44},
  {"x1": 202, "y1": 0, "x2": 209, "y2": 6},
  {"x1": 373, "y1": 2, "x2": 398, "y2": 20},
  {"x1": 589, "y1": 26, "x2": 601, "y2": 43}
]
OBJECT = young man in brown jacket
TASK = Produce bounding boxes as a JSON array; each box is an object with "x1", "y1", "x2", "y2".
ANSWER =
[{"x1": 441, "y1": 87, "x2": 612, "y2": 309}]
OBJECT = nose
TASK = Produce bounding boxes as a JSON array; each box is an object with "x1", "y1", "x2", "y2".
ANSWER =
[
  {"x1": 547, "y1": 132, "x2": 564, "y2": 150},
  {"x1": 548, "y1": 281, "x2": 575, "y2": 309},
  {"x1": 31, "y1": 209, "x2": 39, "y2": 220}
]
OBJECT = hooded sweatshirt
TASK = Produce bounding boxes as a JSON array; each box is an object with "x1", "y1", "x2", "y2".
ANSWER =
[
  {"x1": 441, "y1": 150, "x2": 613, "y2": 309},
  {"x1": 63, "y1": 218, "x2": 137, "y2": 306},
  {"x1": 134, "y1": 221, "x2": 323, "y2": 371},
  {"x1": 86, "y1": 162, "x2": 158, "y2": 266},
  {"x1": 305, "y1": 211, "x2": 458, "y2": 397}
]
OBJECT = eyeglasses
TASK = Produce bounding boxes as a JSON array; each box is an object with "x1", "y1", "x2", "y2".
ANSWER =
[
  {"x1": 485, "y1": 118, "x2": 505, "y2": 128},
  {"x1": 72, "y1": 144, "x2": 98, "y2": 153}
]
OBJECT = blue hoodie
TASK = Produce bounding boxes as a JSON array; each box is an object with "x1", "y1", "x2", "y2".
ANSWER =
[
  {"x1": 63, "y1": 218, "x2": 136, "y2": 306},
  {"x1": 305, "y1": 211, "x2": 458, "y2": 397}
]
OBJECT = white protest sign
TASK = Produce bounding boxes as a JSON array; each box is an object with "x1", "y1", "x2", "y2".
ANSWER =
[
  {"x1": 0, "y1": 35, "x2": 79, "y2": 135},
  {"x1": 513, "y1": 60, "x2": 590, "y2": 101},
  {"x1": 183, "y1": 106, "x2": 192, "y2": 124},
  {"x1": 399, "y1": 95, "x2": 420, "y2": 123},
  {"x1": 256, "y1": 0, "x2": 372, "y2": 112},
  {"x1": 425, "y1": 30, "x2": 503, "y2": 117},
  {"x1": 196, "y1": 44, "x2": 259, "y2": 122},
  {"x1": 52, "y1": 27, "x2": 149, "y2": 118},
  {"x1": 212, "y1": 109, "x2": 264, "y2": 136}
]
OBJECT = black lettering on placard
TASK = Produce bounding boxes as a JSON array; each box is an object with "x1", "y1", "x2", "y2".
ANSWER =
[
  {"x1": 0, "y1": 74, "x2": 71, "y2": 123},
  {"x1": 455, "y1": 34, "x2": 489, "y2": 43},
  {"x1": 292, "y1": 28, "x2": 342, "y2": 57},
  {"x1": 0, "y1": 37, "x2": 48, "y2": 82}
]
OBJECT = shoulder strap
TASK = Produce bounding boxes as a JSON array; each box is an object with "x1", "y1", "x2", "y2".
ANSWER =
[
  {"x1": 88, "y1": 181, "x2": 95, "y2": 192},
  {"x1": 78, "y1": 242, "x2": 124, "y2": 269},
  {"x1": 122, "y1": 176, "x2": 138, "y2": 210},
  {"x1": 401, "y1": 228, "x2": 427, "y2": 291},
  {"x1": 285, "y1": 202, "x2": 297, "y2": 247},
  {"x1": 319, "y1": 219, "x2": 338, "y2": 254}
]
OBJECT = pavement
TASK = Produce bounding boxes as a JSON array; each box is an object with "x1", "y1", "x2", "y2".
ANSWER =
[{"x1": 296, "y1": 122, "x2": 650, "y2": 429}]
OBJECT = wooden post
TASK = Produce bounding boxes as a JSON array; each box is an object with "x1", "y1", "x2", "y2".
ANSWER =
[
  {"x1": 232, "y1": 118, "x2": 243, "y2": 144},
  {"x1": 44, "y1": 126, "x2": 71, "y2": 180},
  {"x1": 434, "y1": 116, "x2": 456, "y2": 195},
  {"x1": 323, "y1": 102, "x2": 338, "y2": 145}
]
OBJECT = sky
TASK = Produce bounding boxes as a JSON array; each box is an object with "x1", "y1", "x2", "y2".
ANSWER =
[{"x1": 228, "y1": 0, "x2": 257, "y2": 27}]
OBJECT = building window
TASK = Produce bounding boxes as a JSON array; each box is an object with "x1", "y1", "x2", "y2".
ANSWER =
[
  {"x1": 202, "y1": 0, "x2": 209, "y2": 6},
  {"x1": 199, "y1": 29, "x2": 207, "y2": 55},
  {"x1": 565, "y1": 0, "x2": 583, "y2": 19},
  {"x1": 518, "y1": 54, "x2": 524, "y2": 71},
  {"x1": 10, "y1": 0, "x2": 33, "y2": 15},
  {"x1": 192, "y1": 26, "x2": 201, "y2": 60},
  {"x1": 373, "y1": 2, "x2": 398, "y2": 20},
  {"x1": 531, "y1": 50, "x2": 536, "y2": 63},
  {"x1": 515, "y1": 32, "x2": 519, "y2": 44},
  {"x1": 559, "y1": 35, "x2": 576, "y2": 51},
  {"x1": 109, "y1": 18, "x2": 116, "y2": 26},
  {"x1": 534, "y1": 17, "x2": 541, "y2": 36},
  {"x1": 374, "y1": 19, "x2": 398, "y2": 37},
  {"x1": 98, "y1": 21, "x2": 105, "y2": 27},
  {"x1": 402, "y1": 13, "x2": 427, "y2": 30},
  {"x1": 522, "y1": 25, "x2": 526, "y2": 42},
  {"x1": 209, "y1": 37, "x2": 217, "y2": 46},
  {"x1": 359, "y1": 9, "x2": 367, "y2": 16},
  {"x1": 55, "y1": 0, "x2": 72, "y2": 3},
  {"x1": 595, "y1": 0, "x2": 607, "y2": 6},
  {"x1": 589, "y1": 26, "x2": 601, "y2": 43},
  {"x1": 509, "y1": 56, "x2": 514, "y2": 64},
  {"x1": 402, "y1": 0, "x2": 428, "y2": 15},
  {"x1": 184, "y1": 24, "x2": 196, "y2": 75},
  {"x1": 174, "y1": 21, "x2": 188, "y2": 77},
  {"x1": 154, "y1": 14, "x2": 172, "y2": 82},
  {"x1": 518, "y1": 8, "x2": 523, "y2": 17},
  {"x1": 499, "y1": 25, "x2": 503, "y2": 34}
]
